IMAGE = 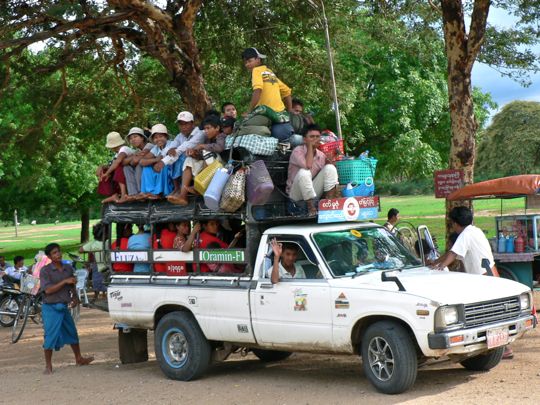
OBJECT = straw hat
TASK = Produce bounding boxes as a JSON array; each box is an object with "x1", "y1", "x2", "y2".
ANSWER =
[
  {"x1": 126, "y1": 127, "x2": 147, "y2": 140},
  {"x1": 105, "y1": 131, "x2": 125, "y2": 149},
  {"x1": 150, "y1": 123, "x2": 169, "y2": 141}
]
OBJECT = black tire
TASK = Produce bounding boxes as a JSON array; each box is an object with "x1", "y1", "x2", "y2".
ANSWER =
[
  {"x1": 361, "y1": 321, "x2": 418, "y2": 395},
  {"x1": 0, "y1": 296, "x2": 18, "y2": 327},
  {"x1": 460, "y1": 347, "x2": 504, "y2": 371},
  {"x1": 154, "y1": 311, "x2": 211, "y2": 381},
  {"x1": 252, "y1": 349, "x2": 292, "y2": 362},
  {"x1": 12, "y1": 295, "x2": 30, "y2": 343}
]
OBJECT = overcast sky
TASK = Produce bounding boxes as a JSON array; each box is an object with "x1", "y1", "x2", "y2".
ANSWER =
[{"x1": 471, "y1": 7, "x2": 540, "y2": 118}]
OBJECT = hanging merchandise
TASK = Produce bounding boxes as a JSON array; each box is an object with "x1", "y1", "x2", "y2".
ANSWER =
[
  {"x1": 342, "y1": 178, "x2": 375, "y2": 197},
  {"x1": 220, "y1": 168, "x2": 247, "y2": 213},
  {"x1": 204, "y1": 167, "x2": 232, "y2": 211},
  {"x1": 194, "y1": 159, "x2": 223, "y2": 195},
  {"x1": 246, "y1": 160, "x2": 274, "y2": 205}
]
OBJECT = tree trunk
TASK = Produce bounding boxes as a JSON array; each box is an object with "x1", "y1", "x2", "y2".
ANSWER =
[
  {"x1": 80, "y1": 207, "x2": 90, "y2": 243},
  {"x1": 440, "y1": 0, "x2": 490, "y2": 243}
]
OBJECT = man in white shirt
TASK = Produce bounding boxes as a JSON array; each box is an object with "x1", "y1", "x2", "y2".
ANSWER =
[
  {"x1": 166, "y1": 111, "x2": 205, "y2": 197},
  {"x1": 267, "y1": 238, "x2": 306, "y2": 284},
  {"x1": 4, "y1": 256, "x2": 28, "y2": 284},
  {"x1": 384, "y1": 208, "x2": 400, "y2": 234},
  {"x1": 431, "y1": 206, "x2": 495, "y2": 275}
]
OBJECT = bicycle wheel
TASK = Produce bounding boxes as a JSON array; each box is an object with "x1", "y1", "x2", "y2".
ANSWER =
[
  {"x1": 69, "y1": 303, "x2": 80, "y2": 324},
  {"x1": 29, "y1": 298, "x2": 43, "y2": 325},
  {"x1": 12, "y1": 295, "x2": 31, "y2": 343}
]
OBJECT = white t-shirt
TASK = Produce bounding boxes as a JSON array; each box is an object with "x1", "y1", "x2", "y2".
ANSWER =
[
  {"x1": 6, "y1": 265, "x2": 28, "y2": 280},
  {"x1": 115, "y1": 145, "x2": 134, "y2": 158},
  {"x1": 266, "y1": 262, "x2": 306, "y2": 280},
  {"x1": 451, "y1": 225, "x2": 494, "y2": 275}
]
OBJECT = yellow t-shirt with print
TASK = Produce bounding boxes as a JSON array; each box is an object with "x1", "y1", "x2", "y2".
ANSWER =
[{"x1": 251, "y1": 65, "x2": 292, "y2": 112}]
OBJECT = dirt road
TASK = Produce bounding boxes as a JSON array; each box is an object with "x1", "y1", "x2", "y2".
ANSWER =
[{"x1": 1, "y1": 308, "x2": 539, "y2": 405}]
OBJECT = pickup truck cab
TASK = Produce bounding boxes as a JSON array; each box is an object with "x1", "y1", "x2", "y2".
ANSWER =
[{"x1": 104, "y1": 200, "x2": 535, "y2": 394}]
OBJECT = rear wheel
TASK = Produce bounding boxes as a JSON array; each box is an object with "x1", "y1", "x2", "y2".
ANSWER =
[
  {"x1": 0, "y1": 296, "x2": 19, "y2": 327},
  {"x1": 361, "y1": 321, "x2": 418, "y2": 394},
  {"x1": 12, "y1": 295, "x2": 30, "y2": 343},
  {"x1": 460, "y1": 347, "x2": 504, "y2": 371},
  {"x1": 252, "y1": 349, "x2": 292, "y2": 362},
  {"x1": 155, "y1": 312, "x2": 211, "y2": 381}
]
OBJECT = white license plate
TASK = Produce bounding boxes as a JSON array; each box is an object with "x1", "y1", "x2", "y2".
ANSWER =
[{"x1": 486, "y1": 327, "x2": 509, "y2": 349}]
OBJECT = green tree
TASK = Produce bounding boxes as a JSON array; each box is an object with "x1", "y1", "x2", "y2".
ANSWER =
[{"x1": 476, "y1": 101, "x2": 540, "y2": 178}]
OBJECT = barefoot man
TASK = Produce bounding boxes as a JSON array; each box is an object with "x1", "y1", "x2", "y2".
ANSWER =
[{"x1": 40, "y1": 243, "x2": 94, "y2": 374}]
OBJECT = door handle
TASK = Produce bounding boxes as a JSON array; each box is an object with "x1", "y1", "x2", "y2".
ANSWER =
[{"x1": 259, "y1": 282, "x2": 274, "y2": 289}]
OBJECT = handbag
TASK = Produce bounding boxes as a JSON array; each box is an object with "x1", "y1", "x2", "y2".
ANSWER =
[
  {"x1": 220, "y1": 168, "x2": 246, "y2": 213},
  {"x1": 246, "y1": 160, "x2": 274, "y2": 205},
  {"x1": 204, "y1": 167, "x2": 231, "y2": 210},
  {"x1": 97, "y1": 177, "x2": 115, "y2": 196},
  {"x1": 194, "y1": 159, "x2": 223, "y2": 195}
]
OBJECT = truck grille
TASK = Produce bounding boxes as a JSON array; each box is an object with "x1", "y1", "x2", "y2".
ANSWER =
[{"x1": 464, "y1": 296, "x2": 521, "y2": 328}]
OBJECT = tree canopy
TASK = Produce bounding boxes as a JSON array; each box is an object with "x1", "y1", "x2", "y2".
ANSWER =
[{"x1": 476, "y1": 101, "x2": 540, "y2": 178}]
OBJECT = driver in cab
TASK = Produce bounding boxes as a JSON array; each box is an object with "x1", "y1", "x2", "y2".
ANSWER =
[{"x1": 267, "y1": 238, "x2": 306, "y2": 284}]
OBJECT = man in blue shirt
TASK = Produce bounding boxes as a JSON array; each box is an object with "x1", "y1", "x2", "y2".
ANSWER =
[{"x1": 127, "y1": 224, "x2": 151, "y2": 272}]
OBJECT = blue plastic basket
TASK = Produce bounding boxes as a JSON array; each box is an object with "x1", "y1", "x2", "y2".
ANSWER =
[{"x1": 336, "y1": 158, "x2": 377, "y2": 185}]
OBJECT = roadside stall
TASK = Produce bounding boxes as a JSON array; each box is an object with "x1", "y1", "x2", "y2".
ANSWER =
[{"x1": 448, "y1": 174, "x2": 540, "y2": 288}]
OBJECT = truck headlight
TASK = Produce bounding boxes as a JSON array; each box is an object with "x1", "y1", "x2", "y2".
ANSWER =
[
  {"x1": 435, "y1": 306, "x2": 460, "y2": 329},
  {"x1": 520, "y1": 293, "x2": 531, "y2": 311}
]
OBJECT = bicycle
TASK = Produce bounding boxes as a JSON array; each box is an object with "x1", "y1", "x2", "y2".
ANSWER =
[{"x1": 12, "y1": 273, "x2": 43, "y2": 343}]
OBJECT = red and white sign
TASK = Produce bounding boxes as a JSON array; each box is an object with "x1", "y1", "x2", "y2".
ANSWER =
[
  {"x1": 318, "y1": 196, "x2": 379, "y2": 223},
  {"x1": 434, "y1": 169, "x2": 464, "y2": 198}
]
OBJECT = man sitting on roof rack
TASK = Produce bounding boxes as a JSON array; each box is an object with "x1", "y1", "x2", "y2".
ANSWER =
[{"x1": 287, "y1": 124, "x2": 340, "y2": 215}]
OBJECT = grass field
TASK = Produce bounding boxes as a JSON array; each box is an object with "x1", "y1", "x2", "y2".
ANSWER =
[{"x1": 0, "y1": 195, "x2": 530, "y2": 263}]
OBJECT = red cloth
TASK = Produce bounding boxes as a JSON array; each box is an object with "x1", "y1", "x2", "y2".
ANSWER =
[
  {"x1": 113, "y1": 164, "x2": 126, "y2": 185},
  {"x1": 198, "y1": 231, "x2": 227, "y2": 273},
  {"x1": 111, "y1": 238, "x2": 133, "y2": 272},
  {"x1": 153, "y1": 229, "x2": 177, "y2": 273}
]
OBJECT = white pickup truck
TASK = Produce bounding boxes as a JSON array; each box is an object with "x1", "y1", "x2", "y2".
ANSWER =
[{"x1": 106, "y1": 213, "x2": 535, "y2": 394}]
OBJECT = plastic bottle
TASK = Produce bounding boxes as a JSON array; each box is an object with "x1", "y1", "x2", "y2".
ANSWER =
[
  {"x1": 498, "y1": 233, "x2": 506, "y2": 253},
  {"x1": 360, "y1": 150, "x2": 369, "y2": 160},
  {"x1": 514, "y1": 233, "x2": 525, "y2": 253},
  {"x1": 506, "y1": 235, "x2": 515, "y2": 253}
]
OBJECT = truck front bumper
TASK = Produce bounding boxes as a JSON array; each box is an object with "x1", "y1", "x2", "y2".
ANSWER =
[{"x1": 428, "y1": 314, "x2": 535, "y2": 350}]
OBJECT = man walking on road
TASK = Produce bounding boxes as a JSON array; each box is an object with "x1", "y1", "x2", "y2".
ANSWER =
[{"x1": 40, "y1": 243, "x2": 94, "y2": 374}]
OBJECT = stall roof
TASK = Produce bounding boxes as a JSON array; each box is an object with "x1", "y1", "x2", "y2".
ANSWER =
[{"x1": 447, "y1": 174, "x2": 540, "y2": 201}]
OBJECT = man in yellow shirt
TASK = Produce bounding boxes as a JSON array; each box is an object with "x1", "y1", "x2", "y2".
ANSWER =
[{"x1": 241, "y1": 47, "x2": 295, "y2": 141}]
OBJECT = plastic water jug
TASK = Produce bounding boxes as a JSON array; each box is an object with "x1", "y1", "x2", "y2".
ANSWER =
[
  {"x1": 506, "y1": 236, "x2": 515, "y2": 253},
  {"x1": 514, "y1": 234, "x2": 525, "y2": 253},
  {"x1": 203, "y1": 168, "x2": 230, "y2": 211},
  {"x1": 498, "y1": 234, "x2": 506, "y2": 253}
]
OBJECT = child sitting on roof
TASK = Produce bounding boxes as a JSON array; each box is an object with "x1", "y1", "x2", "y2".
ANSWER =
[
  {"x1": 139, "y1": 124, "x2": 174, "y2": 199},
  {"x1": 123, "y1": 127, "x2": 153, "y2": 199},
  {"x1": 99, "y1": 131, "x2": 134, "y2": 204}
]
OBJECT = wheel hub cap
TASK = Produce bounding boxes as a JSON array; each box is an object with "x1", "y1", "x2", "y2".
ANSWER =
[
  {"x1": 167, "y1": 331, "x2": 188, "y2": 364},
  {"x1": 368, "y1": 336, "x2": 395, "y2": 381}
]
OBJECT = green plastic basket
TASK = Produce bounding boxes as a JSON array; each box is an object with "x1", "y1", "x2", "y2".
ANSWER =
[{"x1": 336, "y1": 158, "x2": 378, "y2": 185}]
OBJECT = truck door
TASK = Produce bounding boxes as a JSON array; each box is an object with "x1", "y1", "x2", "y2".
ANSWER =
[{"x1": 250, "y1": 236, "x2": 333, "y2": 350}]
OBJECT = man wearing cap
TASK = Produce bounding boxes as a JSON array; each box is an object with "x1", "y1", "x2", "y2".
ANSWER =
[
  {"x1": 139, "y1": 124, "x2": 175, "y2": 199},
  {"x1": 99, "y1": 131, "x2": 134, "y2": 204},
  {"x1": 166, "y1": 111, "x2": 205, "y2": 198},
  {"x1": 241, "y1": 47, "x2": 294, "y2": 141},
  {"x1": 123, "y1": 127, "x2": 153, "y2": 197}
]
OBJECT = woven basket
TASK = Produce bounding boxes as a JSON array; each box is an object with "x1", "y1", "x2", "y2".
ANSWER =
[
  {"x1": 335, "y1": 158, "x2": 377, "y2": 185},
  {"x1": 318, "y1": 140, "x2": 344, "y2": 162}
]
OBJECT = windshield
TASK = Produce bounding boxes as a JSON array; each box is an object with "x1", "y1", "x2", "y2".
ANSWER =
[{"x1": 313, "y1": 227, "x2": 422, "y2": 277}]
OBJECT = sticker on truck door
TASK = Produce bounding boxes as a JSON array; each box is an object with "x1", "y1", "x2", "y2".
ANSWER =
[
  {"x1": 293, "y1": 288, "x2": 307, "y2": 311},
  {"x1": 335, "y1": 292, "x2": 350, "y2": 309}
]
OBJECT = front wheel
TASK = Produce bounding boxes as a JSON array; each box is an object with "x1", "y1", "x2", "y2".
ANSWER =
[
  {"x1": 155, "y1": 311, "x2": 211, "y2": 381},
  {"x1": 0, "y1": 296, "x2": 19, "y2": 327},
  {"x1": 460, "y1": 347, "x2": 504, "y2": 371},
  {"x1": 12, "y1": 295, "x2": 30, "y2": 343},
  {"x1": 252, "y1": 349, "x2": 292, "y2": 362},
  {"x1": 361, "y1": 321, "x2": 418, "y2": 394}
]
